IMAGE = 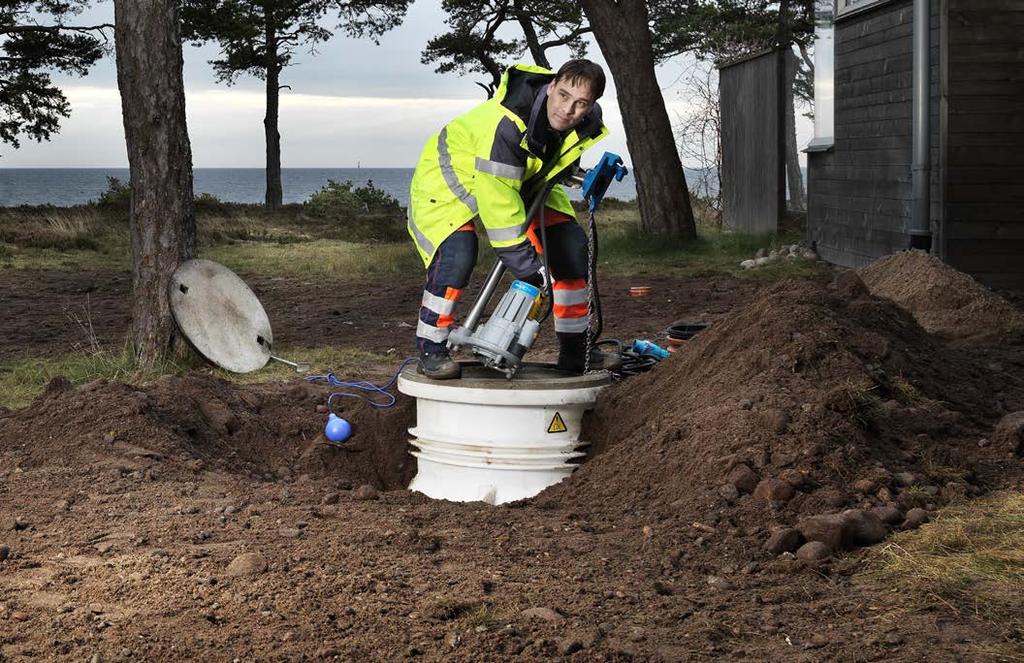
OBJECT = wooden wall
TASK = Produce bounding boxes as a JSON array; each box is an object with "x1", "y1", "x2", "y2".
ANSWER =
[
  {"x1": 720, "y1": 50, "x2": 783, "y2": 234},
  {"x1": 942, "y1": 0, "x2": 1024, "y2": 289},
  {"x1": 807, "y1": 0, "x2": 942, "y2": 267}
]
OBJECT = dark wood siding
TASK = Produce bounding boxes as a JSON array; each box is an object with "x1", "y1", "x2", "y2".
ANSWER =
[
  {"x1": 943, "y1": 0, "x2": 1024, "y2": 289},
  {"x1": 720, "y1": 51, "x2": 783, "y2": 234},
  {"x1": 808, "y1": 0, "x2": 942, "y2": 267}
]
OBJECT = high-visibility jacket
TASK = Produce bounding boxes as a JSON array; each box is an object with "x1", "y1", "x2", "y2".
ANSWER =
[{"x1": 407, "y1": 63, "x2": 609, "y2": 276}]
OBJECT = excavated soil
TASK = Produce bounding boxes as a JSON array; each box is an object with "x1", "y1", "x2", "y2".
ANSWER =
[
  {"x1": 3, "y1": 263, "x2": 1024, "y2": 661},
  {"x1": 859, "y1": 249, "x2": 1024, "y2": 342}
]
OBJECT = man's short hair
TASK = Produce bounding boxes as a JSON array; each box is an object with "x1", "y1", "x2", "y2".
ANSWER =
[{"x1": 553, "y1": 59, "x2": 606, "y2": 100}]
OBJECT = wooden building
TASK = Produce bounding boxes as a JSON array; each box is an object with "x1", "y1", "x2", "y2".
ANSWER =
[{"x1": 806, "y1": 0, "x2": 1024, "y2": 289}]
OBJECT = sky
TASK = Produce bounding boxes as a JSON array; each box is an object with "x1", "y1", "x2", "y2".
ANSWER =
[{"x1": 2, "y1": 1, "x2": 812, "y2": 169}]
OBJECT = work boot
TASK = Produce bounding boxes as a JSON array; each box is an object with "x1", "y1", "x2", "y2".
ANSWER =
[
  {"x1": 556, "y1": 333, "x2": 622, "y2": 374},
  {"x1": 417, "y1": 349, "x2": 462, "y2": 380}
]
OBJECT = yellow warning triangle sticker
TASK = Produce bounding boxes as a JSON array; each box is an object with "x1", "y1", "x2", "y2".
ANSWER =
[{"x1": 547, "y1": 412, "x2": 568, "y2": 434}]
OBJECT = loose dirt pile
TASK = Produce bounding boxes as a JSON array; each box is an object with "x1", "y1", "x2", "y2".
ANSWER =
[
  {"x1": 859, "y1": 249, "x2": 1024, "y2": 341},
  {"x1": 0, "y1": 373, "x2": 415, "y2": 490},
  {"x1": 551, "y1": 271, "x2": 1024, "y2": 560}
]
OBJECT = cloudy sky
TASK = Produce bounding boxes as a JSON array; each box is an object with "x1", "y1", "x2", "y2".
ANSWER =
[{"x1": 3, "y1": 1, "x2": 810, "y2": 168}]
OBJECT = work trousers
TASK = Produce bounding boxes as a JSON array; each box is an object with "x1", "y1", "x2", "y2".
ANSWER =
[{"x1": 416, "y1": 209, "x2": 590, "y2": 353}]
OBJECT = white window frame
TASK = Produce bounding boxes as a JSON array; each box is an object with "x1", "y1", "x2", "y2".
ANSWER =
[
  {"x1": 836, "y1": 0, "x2": 893, "y2": 18},
  {"x1": 805, "y1": 0, "x2": 835, "y2": 151}
]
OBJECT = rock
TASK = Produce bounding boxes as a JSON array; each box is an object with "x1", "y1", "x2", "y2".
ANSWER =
[
  {"x1": 978, "y1": 438, "x2": 990, "y2": 448},
  {"x1": 321, "y1": 492, "x2": 341, "y2": 505},
  {"x1": 226, "y1": 552, "x2": 268, "y2": 577},
  {"x1": 278, "y1": 528, "x2": 302, "y2": 539},
  {"x1": 740, "y1": 259, "x2": 757, "y2": 270},
  {"x1": 871, "y1": 505, "x2": 904, "y2": 525},
  {"x1": 197, "y1": 399, "x2": 240, "y2": 435},
  {"x1": 796, "y1": 513, "x2": 848, "y2": 550},
  {"x1": 11, "y1": 611, "x2": 29, "y2": 622},
  {"x1": 352, "y1": 485, "x2": 379, "y2": 501},
  {"x1": 753, "y1": 479, "x2": 795, "y2": 502},
  {"x1": 317, "y1": 647, "x2": 341, "y2": 658},
  {"x1": 738, "y1": 398, "x2": 754, "y2": 410},
  {"x1": 795, "y1": 541, "x2": 831, "y2": 561},
  {"x1": 894, "y1": 472, "x2": 918, "y2": 488},
  {"x1": 877, "y1": 486, "x2": 894, "y2": 502},
  {"x1": 941, "y1": 482, "x2": 967, "y2": 501},
  {"x1": 902, "y1": 508, "x2": 929, "y2": 530},
  {"x1": 755, "y1": 248, "x2": 767, "y2": 259},
  {"x1": 842, "y1": 509, "x2": 888, "y2": 545},
  {"x1": 851, "y1": 478, "x2": 877, "y2": 494},
  {"x1": 0, "y1": 544, "x2": 9, "y2": 561},
  {"x1": 763, "y1": 528, "x2": 803, "y2": 555},
  {"x1": 883, "y1": 632, "x2": 904, "y2": 646},
  {"x1": 761, "y1": 409, "x2": 790, "y2": 434},
  {"x1": 728, "y1": 464, "x2": 759, "y2": 494},
  {"x1": 718, "y1": 483, "x2": 739, "y2": 501},
  {"x1": 778, "y1": 468, "x2": 809, "y2": 489},
  {"x1": 992, "y1": 411, "x2": 1024, "y2": 455},
  {"x1": 818, "y1": 489, "x2": 847, "y2": 508},
  {"x1": 521, "y1": 607, "x2": 563, "y2": 622}
]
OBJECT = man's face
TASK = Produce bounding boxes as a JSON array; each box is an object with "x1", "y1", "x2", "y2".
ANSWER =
[{"x1": 546, "y1": 77, "x2": 596, "y2": 132}]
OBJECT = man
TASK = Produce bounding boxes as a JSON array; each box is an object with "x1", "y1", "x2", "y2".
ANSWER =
[{"x1": 407, "y1": 59, "x2": 621, "y2": 379}]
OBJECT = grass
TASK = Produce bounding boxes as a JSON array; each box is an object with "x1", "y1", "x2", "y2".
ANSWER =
[
  {"x1": 0, "y1": 199, "x2": 823, "y2": 281},
  {"x1": 0, "y1": 344, "x2": 399, "y2": 410},
  {"x1": 871, "y1": 492, "x2": 1024, "y2": 654}
]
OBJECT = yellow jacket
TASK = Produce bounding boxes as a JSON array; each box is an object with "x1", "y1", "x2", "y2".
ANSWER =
[{"x1": 407, "y1": 64, "x2": 609, "y2": 276}]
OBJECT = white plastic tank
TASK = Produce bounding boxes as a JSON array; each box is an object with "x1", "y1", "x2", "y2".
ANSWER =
[{"x1": 398, "y1": 363, "x2": 609, "y2": 505}]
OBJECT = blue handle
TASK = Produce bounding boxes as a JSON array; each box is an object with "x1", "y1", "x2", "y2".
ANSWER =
[
  {"x1": 631, "y1": 339, "x2": 669, "y2": 360},
  {"x1": 582, "y1": 152, "x2": 629, "y2": 212}
]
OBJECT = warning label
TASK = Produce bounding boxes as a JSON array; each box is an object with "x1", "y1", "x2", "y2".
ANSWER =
[{"x1": 547, "y1": 412, "x2": 568, "y2": 434}]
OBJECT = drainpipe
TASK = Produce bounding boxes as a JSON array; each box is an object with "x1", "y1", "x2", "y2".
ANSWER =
[{"x1": 910, "y1": 0, "x2": 932, "y2": 251}]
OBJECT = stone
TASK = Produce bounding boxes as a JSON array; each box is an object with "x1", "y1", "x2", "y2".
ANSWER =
[
  {"x1": 778, "y1": 468, "x2": 809, "y2": 489},
  {"x1": 902, "y1": 508, "x2": 929, "y2": 530},
  {"x1": 0, "y1": 544, "x2": 9, "y2": 561},
  {"x1": 842, "y1": 509, "x2": 888, "y2": 546},
  {"x1": 763, "y1": 528, "x2": 803, "y2": 555},
  {"x1": 795, "y1": 541, "x2": 831, "y2": 561},
  {"x1": 851, "y1": 478, "x2": 877, "y2": 494},
  {"x1": 728, "y1": 464, "x2": 759, "y2": 494},
  {"x1": 197, "y1": 399, "x2": 240, "y2": 435},
  {"x1": 718, "y1": 483, "x2": 740, "y2": 501},
  {"x1": 321, "y1": 492, "x2": 341, "y2": 505},
  {"x1": 521, "y1": 607, "x2": 563, "y2": 622},
  {"x1": 818, "y1": 489, "x2": 847, "y2": 508},
  {"x1": 877, "y1": 486, "x2": 894, "y2": 502},
  {"x1": 796, "y1": 513, "x2": 848, "y2": 550},
  {"x1": 870, "y1": 505, "x2": 904, "y2": 526},
  {"x1": 226, "y1": 552, "x2": 268, "y2": 577},
  {"x1": 894, "y1": 472, "x2": 918, "y2": 488},
  {"x1": 352, "y1": 485, "x2": 380, "y2": 501},
  {"x1": 753, "y1": 479, "x2": 795, "y2": 502},
  {"x1": 279, "y1": 528, "x2": 302, "y2": 539},
  {"x1": 738, "y1": 399, "x2": 754, "y2": 410},
  {"x1": 761, "y1": 409, "x2": 790, "y2": 434},
  {"x1": 992, "y1": 411, "x2": 1024, "y2": 455}
]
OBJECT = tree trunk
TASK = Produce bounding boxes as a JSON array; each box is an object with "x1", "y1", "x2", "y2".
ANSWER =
[
  {"x1": 783, "y1": 48, "x2": 805, "y2": 211},
  {"x1": 579, "y1": 0, "x2": 696, "y2": 238},
  {"x1": 513, "y1": 0, "x2": 550, "y2": 68},
  {"x1": 114, "y1": 0, "x2": 196, "y2": 367},
  {"x1": 264, "y1": 16, "x2": 283, "y2": 209}
]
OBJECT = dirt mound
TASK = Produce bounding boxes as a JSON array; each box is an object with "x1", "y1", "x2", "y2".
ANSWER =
[
  {"x1": 548, "y1": 274, "x2": 1024, "y2": 547},
  {"x1": 858, "y1": 249, "x2": 1024, "y2": 341},
  {"x1": 0, "y1": 372, "x2": 415, "y2": 489}
]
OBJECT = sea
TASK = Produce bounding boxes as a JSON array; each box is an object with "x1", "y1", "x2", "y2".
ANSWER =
[{"x1": 0, "y1": 167, "x2": 718, "y2": 208}]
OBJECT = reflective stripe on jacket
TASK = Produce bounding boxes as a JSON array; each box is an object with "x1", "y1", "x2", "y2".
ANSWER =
[{"x1": 407, "y1": 63, "x2": 609, "y2": 271}]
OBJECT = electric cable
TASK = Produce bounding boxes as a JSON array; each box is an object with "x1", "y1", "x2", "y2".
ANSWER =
[{"x1": 305, "y1": 356, "x2": 419, "y2": 412}]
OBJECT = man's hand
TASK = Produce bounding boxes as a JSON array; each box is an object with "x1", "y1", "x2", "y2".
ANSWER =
[{"x1": 521, "y1": 265, "x2": 549, "y2": 290}]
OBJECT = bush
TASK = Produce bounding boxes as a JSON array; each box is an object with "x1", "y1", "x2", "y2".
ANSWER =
[
  {"x1": 354, "y1": 179, "x2": 401, "y2": 214},
  {"x1": 94, "y1": 177, "x2": 132, "y2": 208},
  {"x1": 305, "y1": 179, "x2": 401, "y2": 218}
]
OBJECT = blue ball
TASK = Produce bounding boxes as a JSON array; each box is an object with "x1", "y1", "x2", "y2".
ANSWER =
[{"x1": 324, "y1": 413, "x2": 352, "y2": 443}]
